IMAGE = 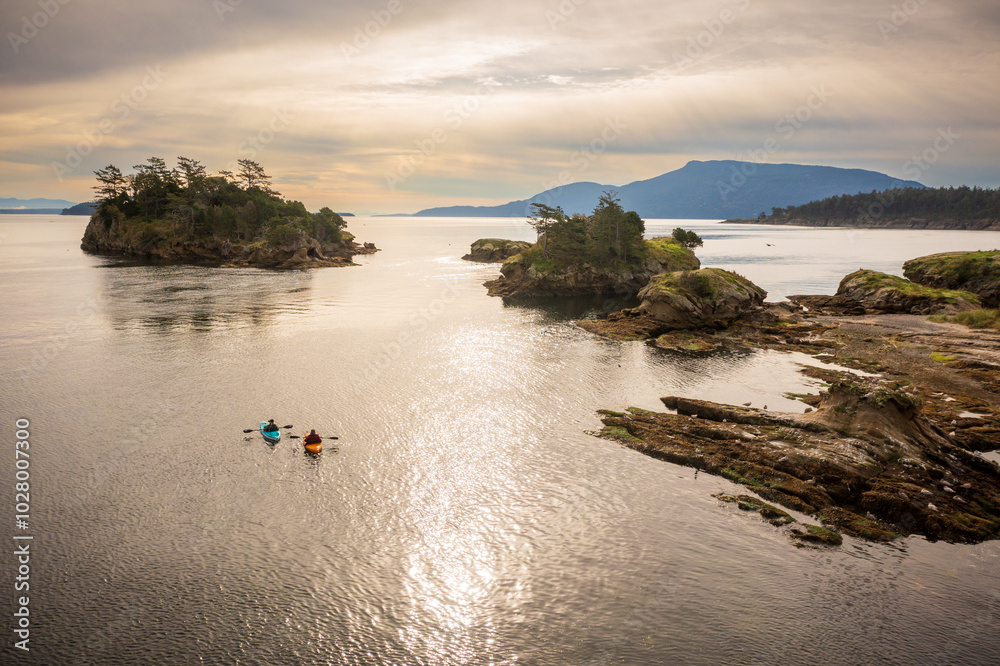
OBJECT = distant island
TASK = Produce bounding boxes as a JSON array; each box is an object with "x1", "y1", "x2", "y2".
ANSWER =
[
  {"x1": 62, "y1": 202, "x2": 98, "y2": 215},
  {"x1": 0, "y1": 196, "x2": 77, "y2": 211},
  {"x1": 726, "y1": 186, "x2": 1000, "y2": 230},
  {"x1": 81, "y1": 157, "x2": 375, "y2": 267},
  {"x1": 412, "y1": 160, "x2": 923, "y2": 219},
  {"x1": 0, "y1": 197, "x2": 97, "y2": 215}
]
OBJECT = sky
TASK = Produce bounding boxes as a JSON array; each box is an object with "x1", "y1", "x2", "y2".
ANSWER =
[{"x1": 2, "y1": 0, "x2": 999, "y2": 213}]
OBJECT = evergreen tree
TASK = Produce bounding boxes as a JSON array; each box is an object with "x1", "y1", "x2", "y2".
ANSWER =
[{"x1": 92, "y1": 165, "x2": 126, "y2": 202}]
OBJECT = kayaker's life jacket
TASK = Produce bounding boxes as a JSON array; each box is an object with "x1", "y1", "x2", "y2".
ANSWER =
[
  {"x1": 264, "y1": 424, "x2": 279, "y2": 433},
  {"x1": 304, "y1": 433, "x2": 322, "y2": 445}
]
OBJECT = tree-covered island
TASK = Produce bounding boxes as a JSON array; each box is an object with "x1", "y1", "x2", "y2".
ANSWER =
[
  {"x1": 727, "y1": 185, "x2": 1000, "y2": 230},
  {"x1": 483, "y1": 194, "x2": 701, "y2": 298},
  {"x1": 81, "y1": 157, "x2": 376, "y2": 267}
]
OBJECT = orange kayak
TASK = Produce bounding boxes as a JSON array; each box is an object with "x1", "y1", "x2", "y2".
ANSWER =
[{"x1": 304, "y1": 440, "x2": 322, "y2": 453}]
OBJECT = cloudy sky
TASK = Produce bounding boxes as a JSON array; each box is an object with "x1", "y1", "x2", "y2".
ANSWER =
[{"x1": 2, "y1": 0, "x2": 998, "y2": 213}]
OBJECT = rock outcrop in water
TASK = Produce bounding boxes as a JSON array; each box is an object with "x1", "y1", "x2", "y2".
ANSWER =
[
  {"x1": 833, "y1": 270, "x2": 980, "y2": 315},
  {"x1": 82, "y1": 210, "x2": 375, "y2": 268},
  {"x1": 462, "y1": 238, "x2": 532, "y2": 263},
  {"x1": 582, "y1": 254, "x2": 1000, "y2": 545},
  {"x1": 598, "y1": 378, "x2": 1000, "y2": 545},
  {"x1": 634, "y1": 268, "x2": 767, "y2": 330},
  {"x1": 903, "y1": 251, "x2": 1000, "y2": 308},
  {"x1": 485, "y1": 237, "x2": 700, "y2": 299}
]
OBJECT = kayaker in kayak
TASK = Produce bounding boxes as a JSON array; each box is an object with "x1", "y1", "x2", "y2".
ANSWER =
[
  {"x1": 303, "y1": 430, "x2": 322, "y2": 446},
  {"x1": 263, "y1": 419, "x2": 280, "y2": 434}
]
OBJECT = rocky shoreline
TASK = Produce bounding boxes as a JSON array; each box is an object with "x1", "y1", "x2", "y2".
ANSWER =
[
  {"x1": 577, "y1": 252, "x2": 1000, "y2": 546},
  {"x1": 594, "y1": 315, "x2": 1000, "y2": 545}
]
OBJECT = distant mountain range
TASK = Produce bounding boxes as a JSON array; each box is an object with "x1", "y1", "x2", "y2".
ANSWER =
[
  {"x1": 0, "y1": 197, "x2": 77, "y2": 210},
  {"x1": 413, "y1": 160, "x2": 924, "y2": 219},
  {"x1": 0, "y1": 199, "x2": 99, "y2": 215}
]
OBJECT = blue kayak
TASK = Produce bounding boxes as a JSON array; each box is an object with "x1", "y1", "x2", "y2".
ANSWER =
[{"x1": 260, "y1": 421, "x2": 281, "y2": 444}]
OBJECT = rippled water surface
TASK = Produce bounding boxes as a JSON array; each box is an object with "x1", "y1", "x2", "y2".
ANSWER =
[{"x1": 2, "y1": 215, "x2": 999, "y2": 664}]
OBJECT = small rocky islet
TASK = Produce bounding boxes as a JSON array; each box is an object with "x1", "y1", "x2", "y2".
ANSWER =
[
  {"x1": 80, "y1": 157, "x2": 377, "y2": 268},
  {"x1": 468, "y1": 214, "x2": 1000, "y2": 546}
]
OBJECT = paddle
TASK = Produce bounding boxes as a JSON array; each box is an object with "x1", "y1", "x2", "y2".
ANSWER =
[
  {"x1": 289, "y1": 435, "x2": 339, "y2": 440},
  {"x1": 243, "y1": 424, "x2": 294, "y2": 433}
]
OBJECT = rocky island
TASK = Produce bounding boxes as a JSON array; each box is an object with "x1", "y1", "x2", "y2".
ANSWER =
[
  {"x1": 462, "y1": 238, "x2": 532, "y2": 262},
  {"x1": 580, "y1": 249, "x2": 1000, "y2": 546},
  {"x1": 80, "y1": 157, "x2": 376, "y2": 267},
  {"x1": 481, "y1": 198, "x2": 701, "y2": 298}
]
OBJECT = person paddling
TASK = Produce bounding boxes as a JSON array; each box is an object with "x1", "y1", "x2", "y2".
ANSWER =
[
  {"x1": 263, "y1": 419, "x2": 280, "y2": 434},
  {"x1": 303, "y1": 429, "x2": 322, "y2": 446}
]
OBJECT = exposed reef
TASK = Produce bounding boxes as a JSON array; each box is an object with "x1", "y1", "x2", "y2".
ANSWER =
[
  {"x1": 598, "y1": 377, "x2": 1000, "y2": 544},
  {"x1": 582, "y1": 255, "x2": 1000, "y2": 545}
]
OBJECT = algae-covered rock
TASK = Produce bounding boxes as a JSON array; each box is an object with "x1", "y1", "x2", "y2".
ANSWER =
[
  {"x1": 836, "y1": 269, "x2": 980, "y2": 314},
  {"x1": 635, "y1": 268, "x2": 767, "y2": 330},
  {"x1": 903, "y1": 250, "x2": 1000, "y2": 307},
  {"x1": 462, "y1": 238, "x2": 532, "y2": 262}
]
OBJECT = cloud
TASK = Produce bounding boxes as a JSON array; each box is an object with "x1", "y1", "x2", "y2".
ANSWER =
[{"x1": 2, "y1": 0, "x2": 998, "y2": 210}]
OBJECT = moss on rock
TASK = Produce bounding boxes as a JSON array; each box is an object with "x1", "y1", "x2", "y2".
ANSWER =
[
  {"x1": 636, "y1": 268, "x2": 767, "y2": 330},
  {"x1": 837, "y1": 269, "x2": 980, "y2": 314},
  {"x1": 903, "y1": 250, "x2": 1000, "y2": 307},
  {"x1": 462, "y1": 238, "x2": 532, "y2": 262}
]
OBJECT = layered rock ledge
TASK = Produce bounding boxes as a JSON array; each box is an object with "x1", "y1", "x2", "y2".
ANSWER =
[
  {"x1": 598, "y1": 379, "x2": 1000, "y2": 544},
  {"x1": 580, "y1": 255, "x2": 1000, "y2": 545}
]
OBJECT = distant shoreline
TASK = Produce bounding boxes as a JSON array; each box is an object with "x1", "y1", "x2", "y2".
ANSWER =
[{"x1": 726, "y1": 217, "x2": 1000, "y2": 231}]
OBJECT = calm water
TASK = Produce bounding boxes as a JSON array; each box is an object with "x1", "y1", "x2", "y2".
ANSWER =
[{"x1": 2, "y1": 215, "x2": 999, "y2": 665}]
